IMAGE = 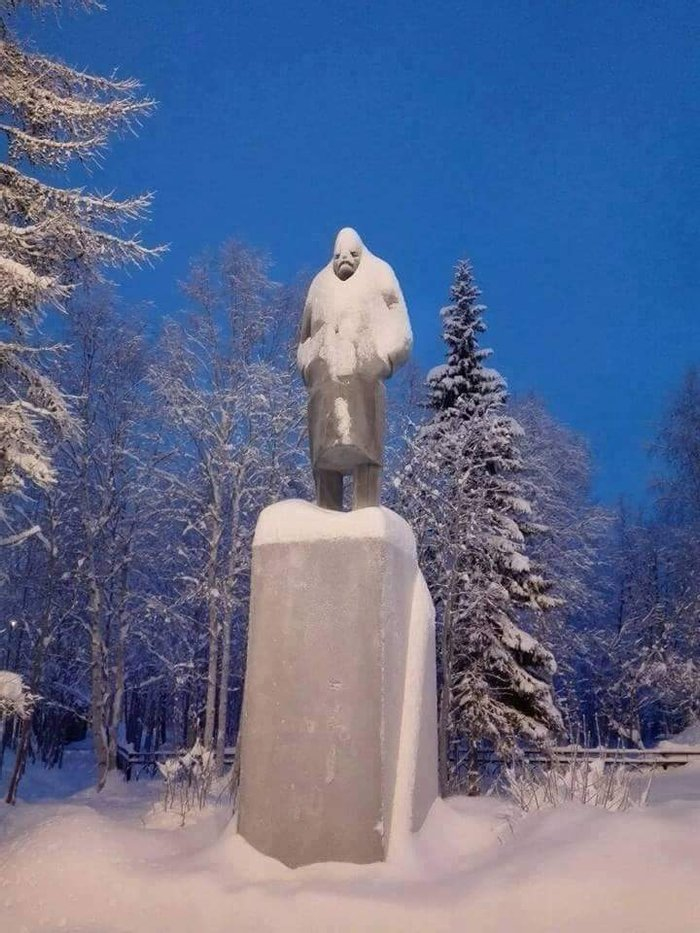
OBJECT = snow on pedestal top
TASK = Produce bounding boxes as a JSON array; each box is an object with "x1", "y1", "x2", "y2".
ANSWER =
[{"x1": 253, "y1": 499, "x2": 417, "y2": 556}]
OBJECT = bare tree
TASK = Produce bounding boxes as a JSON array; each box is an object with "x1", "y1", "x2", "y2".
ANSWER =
[
  {"x1": 147, "y1": 242, "x2": 306, "y2": 769},
  {"x1": 35, "y1": 290, "x2": 151, "y2": 791},
  {"x1": 509, "y1": 394, "x2": 614, "y2": 732}
]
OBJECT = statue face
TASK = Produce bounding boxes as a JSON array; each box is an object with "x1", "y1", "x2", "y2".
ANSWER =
[{"x1": 332, "y1": 228, "x2": 363, "y2": 281}]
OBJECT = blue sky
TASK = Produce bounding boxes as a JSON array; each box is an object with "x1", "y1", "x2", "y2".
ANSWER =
[{"x1": 12, "y1": 0, "x2": 699, "y2": 503}]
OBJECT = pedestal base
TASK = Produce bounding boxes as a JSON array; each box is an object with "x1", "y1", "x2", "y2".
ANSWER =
[{"x1": 237, "y1": 500, "x2": 438, "y2": 867}]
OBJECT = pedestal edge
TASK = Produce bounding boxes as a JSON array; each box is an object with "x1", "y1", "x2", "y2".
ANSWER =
[{"x1": 253, "y1": 499, "x2": 417, "y2": 557}]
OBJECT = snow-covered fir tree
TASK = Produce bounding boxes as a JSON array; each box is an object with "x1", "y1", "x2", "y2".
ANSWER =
[
  {"x1": 0, "y1": 0, "x2": 160, "y2": 539},
  {"x1": 397, "y1": 259, "x2": 562, "y2": 793}
]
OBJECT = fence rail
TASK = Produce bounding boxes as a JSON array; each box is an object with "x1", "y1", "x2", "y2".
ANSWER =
[
  {"x1": 116, "y1": 745, "x2": 237, "y2": 781},
  {"x1": 474, "y1": 746, "x2": 700, "y2": 770},
  {"x1": 115, "y1": 743, "x2": 700, "y2": 781}
]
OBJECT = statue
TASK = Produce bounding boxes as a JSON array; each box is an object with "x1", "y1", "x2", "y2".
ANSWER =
[
  {"x1": 238, "y1": 229, "x2": 437, "y2": 867},
  {"x1": 298, "y1": 228, "x2": 412, "y2": 510}
]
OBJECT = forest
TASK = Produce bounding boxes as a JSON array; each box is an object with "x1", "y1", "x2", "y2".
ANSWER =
[
  {"x1": 1, "y1": 1, "x2": 699, "y2": 806},
  {"x1": 2, "y1": 4, "x2": 700, "y2": 931}
]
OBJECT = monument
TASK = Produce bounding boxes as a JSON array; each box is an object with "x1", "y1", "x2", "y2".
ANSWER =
[
  {"x1": 297, "y1": 227, "x2": 412, "y2": 509},
  {"x1": 237, "y1": 229, "x2": 438, "y2": 867}
]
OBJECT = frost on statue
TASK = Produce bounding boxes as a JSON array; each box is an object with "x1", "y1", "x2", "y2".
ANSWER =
[{"x1": 298, "y1": 228, "x2": 412, "y2": 509}]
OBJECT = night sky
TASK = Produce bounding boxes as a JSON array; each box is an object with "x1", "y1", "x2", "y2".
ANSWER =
[{"x1": 10, "y1": 0, "x2": 700, "y2": 503}]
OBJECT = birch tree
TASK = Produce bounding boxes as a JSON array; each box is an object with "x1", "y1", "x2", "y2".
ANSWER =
[
  {"x1": 147, "y1": 242, "x2": 306, "y2": 768},
  {"x1": 45, "y1": 290, "x2": 150, "y2": 790},
  {"x1": 509, "y1": 394, "x2": 613, "y2": 732}
]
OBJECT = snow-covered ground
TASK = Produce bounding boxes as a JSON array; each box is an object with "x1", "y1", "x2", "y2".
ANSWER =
[
  {"x1": 658, "y1": 719, "x2": 700, "y2": 751},
  {"x1": 1, "y1": 749, "x2": 699, "y2": 932}
]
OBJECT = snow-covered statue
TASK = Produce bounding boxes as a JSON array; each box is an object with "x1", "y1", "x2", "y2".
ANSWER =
[
  {"x1": 298, "y1": 228, "x2": 412, "y2": 509},
  {"x1": 240, "y1": 233, "x2": 435, "y2": 866}
]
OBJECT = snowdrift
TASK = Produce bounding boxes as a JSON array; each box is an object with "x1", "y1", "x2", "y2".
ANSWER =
[{"x1": 1, "y1": 752, "x2": 699, "y2": 932}]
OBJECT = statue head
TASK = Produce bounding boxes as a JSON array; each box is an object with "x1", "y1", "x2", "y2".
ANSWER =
[{"x1": 332, "y1": 228, "x2": 363, "y2": 281}]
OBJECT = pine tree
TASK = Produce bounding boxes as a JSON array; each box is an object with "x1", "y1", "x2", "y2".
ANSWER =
[
  {"x1": 397, "y1": 259, "x2": 562, "y2": 793},
  {"x1": 0, "y1": 0, "x2": 160, "y2": 536}
]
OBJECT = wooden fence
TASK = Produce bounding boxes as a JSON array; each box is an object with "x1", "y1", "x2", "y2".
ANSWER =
[
  {"x1": 116, "y1": 745, "x2": 237, "y2": 781},
  {"x1": 116, "y1": 743, "x2": 700, "y2": 781},
  {"x1": 477, "y1": 746, "x2": 700, "y2": 770}
]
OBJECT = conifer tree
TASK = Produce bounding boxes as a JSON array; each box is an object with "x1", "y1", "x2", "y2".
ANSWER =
[
  {"x1": 0, "y1": 0, "x2": 160, "y2": 537},
  {"x1": 398, "y1": 259, "x2": 562, "y2": 793}
]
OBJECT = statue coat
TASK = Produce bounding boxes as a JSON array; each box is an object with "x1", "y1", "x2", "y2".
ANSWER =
[{"x1": 298, "y1": 247, "x2": 412, "y2": 473}]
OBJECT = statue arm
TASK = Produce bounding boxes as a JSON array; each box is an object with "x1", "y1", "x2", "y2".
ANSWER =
[
  {"x1": 297, "y1": 295, "x2": 314, "y2": 384},
  {"x1": 381, "y1": 270, "x2": 413, "y2": 376}
]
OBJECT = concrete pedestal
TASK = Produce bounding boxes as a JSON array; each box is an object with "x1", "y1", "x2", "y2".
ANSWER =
[{"x1": 237, "y1": 500, "x2": 438, "y2": 868}]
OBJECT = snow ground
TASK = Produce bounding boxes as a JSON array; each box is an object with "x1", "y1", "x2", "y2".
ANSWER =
[
  {"x1": 1, "y1": 750, "x2": 699, "y2": 932},
  {"x1": 658, "y1": 719, "x2": 700, "y2": 751}
]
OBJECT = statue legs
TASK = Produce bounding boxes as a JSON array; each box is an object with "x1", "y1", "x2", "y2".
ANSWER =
[
  {"x1": 315, "y1": 469, "x2": 343, "y2": 511},
  {"x1": 352, "y1": 464, "x2": 381, "y2": 510},
  {"x1": 314, "y1": 465, "x2": 381, "y2": 510}
]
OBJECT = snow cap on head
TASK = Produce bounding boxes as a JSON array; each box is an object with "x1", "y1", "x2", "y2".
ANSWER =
[{"x1": 332, "y1": 227, "x2": 364, "y2": 280}]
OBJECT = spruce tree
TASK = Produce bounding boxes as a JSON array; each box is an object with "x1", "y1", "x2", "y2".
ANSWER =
[{"x1": 398, "y1": 259, "x2": 562, "y2": 793}]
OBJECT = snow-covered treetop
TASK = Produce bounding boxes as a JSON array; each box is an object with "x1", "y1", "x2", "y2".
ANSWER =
[
  {"x1": 0, "y1": 0, "x2": 161, "y2": 507},
  {"x1": 1, "y1": 1, "x2": 103, "y2": 10},
  {"x1": 0, "y1": 669, "x2": 34, "y2": 719},
  {"x1": 426, "y1": 259, "x2": 506, "y2": 419},
  {"x1": 0, "y1": 30, "x2": 160, "y2": 325}
]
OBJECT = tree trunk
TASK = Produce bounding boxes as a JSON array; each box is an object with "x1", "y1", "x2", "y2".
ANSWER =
[
  {"x1": 215, "y1": 611, "x2": 231, "y2": 773},
  {"x1": 107, "y1": 561, "x2": 129, "y2": 772},
  {"x1": 437, "y1": 551, "x2": 461, "y2": 798},
  {"x1": 203, "y1": 499, "x2": 223, "y2": 750},
  {"x1": 6, "y1": 512, "x2": 57, "y2": 803},
  {"x1": 203, "y1": 593, "x2": 220, "y2": 750},
  {"x1": 437, "y1": 676, "x2": 451, "y2": 797},
  {"x1": 5, "y1": 714, "x2": 32, "y2": 805},
  {"x1": 88, "y1": 571, "x2": 109, "y2": 792},
  {"x1": 107, "y1": 621, "x2": 125, "y2": 772},
  {"x1": 464, "y1": 738, "x2": 481, "y2": 796},
  {"x1": 216, "y1": 483, "x2": 243, "y2": 774}
]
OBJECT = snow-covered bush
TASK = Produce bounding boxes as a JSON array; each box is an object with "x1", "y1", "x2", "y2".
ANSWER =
[
  {"x1": 157, "y1": 740, "x2": 215, "y2": 824},
  {"x1": 503, "y1": 754, "x2": 651, "y2": 813},
  {"x1": 0, "y1": 670, "x2": 35, "y2": 720}
]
